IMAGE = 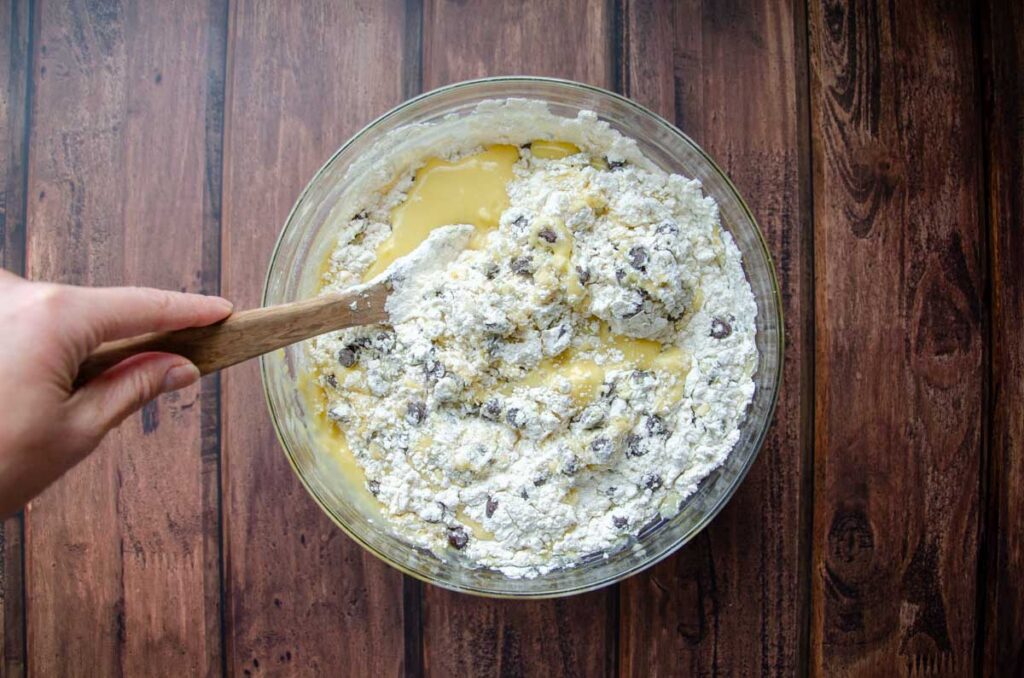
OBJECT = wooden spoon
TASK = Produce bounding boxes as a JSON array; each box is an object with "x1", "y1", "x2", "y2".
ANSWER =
[
  {"x1": 74, "y1": 224, "x2": 474, "y2": 386},
  {"x1": 74, "y1": 284, "x2": 390, "y2": 386}
]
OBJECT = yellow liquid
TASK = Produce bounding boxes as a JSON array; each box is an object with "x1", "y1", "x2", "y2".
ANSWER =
[
  {"x1": 298, "y1": 374, "x2": 381, "y2": 510},
  {"x1": 502, "y1": 327, "x2": 690, "y2": 406},
  {"x1": 362, "y1": 144, "x2": 520, "y2": 280},
  {"x1": 530, "y1": 140, "x2": 580, "y2": 159}
]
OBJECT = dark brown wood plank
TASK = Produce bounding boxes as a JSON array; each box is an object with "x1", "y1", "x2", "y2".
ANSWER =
[
  {"x1": 219, "y1": 2, "x2": 412, "y2": 674},
  {"x1": 423, "y1": 0, "x2": 614, "y2": 87},
  {"x1": 1, "y1": 1, "x2": 31, "y2": 675},
  {"x1": 808, "y1": 1, "x2": 984, "y2": 675},
  {"x1": 980, "y1": 0, "x2": 1024, "y2": 674},
  {"x1": 619, "y1": 1, "x2": 813, "y2": 675},
  {"x1": 419, "y1": 3, "x2": 616, "y2": 676},
  {"x1": 24, "y1": 1, "x2": 227, "y2": 674}
]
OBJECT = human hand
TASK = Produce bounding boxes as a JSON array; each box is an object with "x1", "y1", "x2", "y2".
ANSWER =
[{"x1": 0, "y1": 270, "x2": 233, "y2": 517}]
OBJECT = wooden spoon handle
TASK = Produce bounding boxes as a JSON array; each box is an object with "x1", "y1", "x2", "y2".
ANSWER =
[{"x1": 75, "y1": 284, "x2": 389, "y2": 386}]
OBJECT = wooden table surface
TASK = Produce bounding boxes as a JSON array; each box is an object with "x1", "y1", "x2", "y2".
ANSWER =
[{"x1": 0, "y1": 1, "x2": 1020, "y2": 676}]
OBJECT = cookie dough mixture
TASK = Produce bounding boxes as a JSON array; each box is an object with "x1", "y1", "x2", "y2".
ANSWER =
[{"x1": 309, "y1": 110, "x2": 757, "y2": 578}]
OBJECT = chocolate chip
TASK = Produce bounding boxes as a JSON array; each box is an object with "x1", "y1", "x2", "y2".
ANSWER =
[
  {"x1": 324, "y1": 374, "x2": 338, "y2": 389},
  {"x1": 375, "y1": 331, "x2": 396, "y2": 353},
  {"x1": 355, "y1": 210, "x2": 369, "y2": 220},
  {"x1": 538, "y1": 227, "x2": 558, "y2": 243},
  {"x1": 619, "y1": 295, "x2": 645, "y2": 319},
  {"x1": 631, "y1": 369, "x2": 653, "y2": 383},
  {"x1": 628, "y1": 245, "x2": 649, "y2": 271},
  {"x1": 512, "y1": 215, "x2": 529, "y2": 229},
  {"x1": 615, "y1": 268, "x2": 627, "y2": 283},
  {"x1": 484, "y1": 263, "x2": 500, "y2": 279},
  {"x1": 447, "y1": 526, "x2": 469, "y2": 550},
  {"x1": 613, "y1": 516, "x2": 628, "y2": 529},
  {"x1": 337, "y1": 347, "x2": 357, "y2": 368},
  {"x1": 424, "y1": 357, "x2": 446, "y2": 380},
  {"x1": 405, "y1": 400, "x2": 427, "y2": 426},
  {"x1": 506, "y1": 407, "x2": 527, "y2": 429},
  {"x1": 576, "y1": 266, "x2": 591, "y2": 285},
  {"x1": 510, "y1": 256, "x2": 534, "y2": 277},
  {"x1": 656, "y1": 221, "x2": 679, "y2": 236},
  {"x1": 625, "y1": 433, "x2": 645, "y2": 457},
  {"x1": 710, "y1": 317, "x2": 733, "y2": 339},
  {"x1": 562, "y1": 455, "x2": 582, "y2": 475},
  {"x1": 642, "y1": 473, "x2": 663, "y2": 491},
  {"x1": 519, "y1": 488, "x2": 530, "y2": 500},
  {"x1": 646, "y1": 415, "x2": 667, "y2": 436},
  {"x1": 367, "y1": 479, "x2": 380, "y2": 496},
  {"x1": 481, "y1": 399, "x2": 502, "y2": 421},
  {"x1": 486, "y1": 496, "x2": 498, "y2": 518},
  {"x1": 606, "y1": 158, "x2": 627, "y2": 170},
  {"x1": 533, "y1": 472, "x2": 549, "y2": 487},
  {"x1": 590, "y1": 436, "x2": 613, "y2": 457}
]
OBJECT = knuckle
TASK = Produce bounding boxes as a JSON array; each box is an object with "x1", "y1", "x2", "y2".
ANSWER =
[{"x1": 33, "y1": 284, "x2": 69, "y2": 316}]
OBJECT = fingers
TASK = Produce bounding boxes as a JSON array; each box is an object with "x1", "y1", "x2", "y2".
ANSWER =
[
  {"x1": 63, "y1": 285, "x2": 233, "y2": 343},
  {"x1": 67, "y1": 353, "x2": 201, "y2": 436}
]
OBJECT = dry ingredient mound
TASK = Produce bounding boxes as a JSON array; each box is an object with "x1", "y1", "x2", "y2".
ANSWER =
[{"x1": 309, "y1": 110, "x2": 758, "y2": 578}]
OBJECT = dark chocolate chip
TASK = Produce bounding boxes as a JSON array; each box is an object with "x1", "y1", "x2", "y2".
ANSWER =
[
  {"x1": 646, "y1": 415, "x2": 667, "y2": 436},
  {"x1": 355, "y1": 210, "x2": 369, "y2": 220},
  {"x1": 510, "y1": 256, "x2": 534, "y2": 277},
  {"x1": 324, "y1": 374, "x2": 338, "y2": 389},
  {"x1": 642, "y1": 473, "x2": 663, "y2": 491},
  {"x1": 615, "y1": 268, "x2": 627, "y2": 283},
  {"x1": 424, "y1": 357, "x2": 446, "y2": 380},
  {"x1": 625, "y1": 433, "x2": 645, "y2": 458},
  {"x1": 405, "y1": 400, "x2": 427, "y2": 426},
  {"x1": 538, "y1": 227, "x2": 558, "y2": 243},
  {"x1": 337, "y1": 347, "x2": 357, "y2": 368},
  {"x1": 375, "y1": 331, "x2": 397, "y2": 352},
  {"x1": 519, "y1": 488, "x2": 529, "y2": 500},
  {"x1": 576, "y1": 266, "x2": 592, "y2": 285},
  {"x1": 606, "y1": 158, "x2": 627, "y2": 170},
  {"x1": 562, "y1": 455, "x2": 582, "y2": 475},
  {"x1": 656, "y1": 221, "x2": 679, "y2": 236},
  {"x1": 512, "y1": 215, "x2": 529, "y2": 229},
  {"x1": 447, "y1": 526, "x2": 469, "y2": 550},
  {"x1": 590, "y1": 436, "x2": 613, "y2": 457},
  {"x1": 710, "y1": 317, "x2": 733, "y2": 339},
  {"x1": 533, "y1": 472, "x2": 549, "y2": 487},
  {"x1": 481, "y1": 399, "x2": 502, "y2": 421},
  {"x1": 628, "y1": 245, "x2": 649, "y2": 270},
  {"x1": 484, "y1": 262, "x2": 500, "y2": 279},
  {"x1": 613, "y1": 516, "x2": 628, "y2": 528},
  {"x1": 367, "y1": 479, "x2": 380, "y2": 496},
  {"x1": 619, "y1": 296, "x2": 645, "y2": 319},
  {"x1": 486, "y1": 496, "x2": 498, "y2": 518},
  {"x1": 506, "y1": 407, "x2": 527, "y2": 429},
  {"x1": 631, "y1": 369, "x2": 653, "y2": 383}
]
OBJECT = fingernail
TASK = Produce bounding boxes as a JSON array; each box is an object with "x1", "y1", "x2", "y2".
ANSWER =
[
  {"x1": 161, "y1": 362, "x2": 201, "y2": 393},
  {"x1": 213, "y1": 296, "x2": 234, "y2": 312}
]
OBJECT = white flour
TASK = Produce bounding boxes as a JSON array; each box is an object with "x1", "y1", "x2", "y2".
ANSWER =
[{"x1": 309, "y1": 109, "x2": 758, "y2": 578}]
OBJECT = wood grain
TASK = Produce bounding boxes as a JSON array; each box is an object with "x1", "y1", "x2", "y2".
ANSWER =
[
  {"x1": 423, "y1": 0, "x2": 614, "y2": 87},
  {"x1": 1, "y1": 2, "x2": 31, "y2": 675},
  {"x1": 808, "y1": 1, "x2": 984, "y2": 675},
  {"x1": 980, "y1": 0, "x2": 1024, "y2": 674},
  {"x1": 24, "y1": 0, "x2": 227, "y2": 674},
  {"x1": 619, "y1": 1, "x2": 813, "y2": 675},
  {"x1": 419, "y1": 2, "x2": 618, "y2": 676},
  {"x1": 219, "y1": 2, "x2": 412, "y2": 674}
]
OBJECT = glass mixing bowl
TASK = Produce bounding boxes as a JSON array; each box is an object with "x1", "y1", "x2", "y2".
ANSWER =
[{"x1": 262, "y1": 77, "x2": 783, "y2": 598}]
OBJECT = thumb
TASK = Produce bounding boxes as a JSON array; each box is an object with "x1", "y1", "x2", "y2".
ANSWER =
[{"x1": 68, "y1": 353, "x2": 201, "y2": 436}]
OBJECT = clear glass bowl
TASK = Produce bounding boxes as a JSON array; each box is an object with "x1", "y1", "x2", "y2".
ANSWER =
[{"x1": 261, "y1": 77, "x2": 783, "y2": 598}]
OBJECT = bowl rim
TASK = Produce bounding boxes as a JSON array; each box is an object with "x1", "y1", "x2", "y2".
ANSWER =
[{"x1": 261, "y1": 75, "x2": 785, "y2": 598}]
